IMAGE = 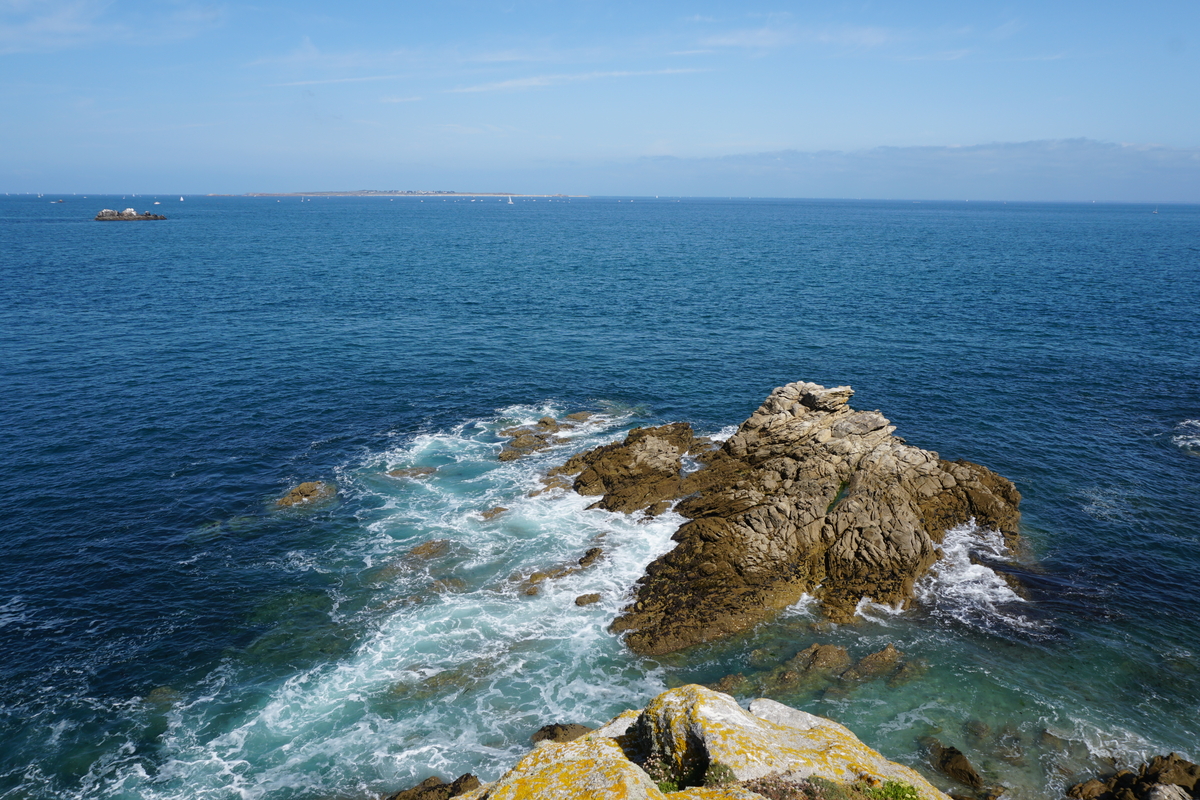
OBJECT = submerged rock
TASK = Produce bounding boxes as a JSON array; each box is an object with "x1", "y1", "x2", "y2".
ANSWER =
[
  {"x1": 922, "y1": 739, "x2": 984, "y2": 790},
  {"x1": 275, "y1": 481, "x2": 336, "y2": 507},
  {"x1": 389, "y1": 466, "x2": 438, "y2": 479},
  {"x1": 451, "y1": 685, "x2": 949, "y2": 800},
  {"x1": 559, "y1": 380, "x2": 1025, "y2": 655}
]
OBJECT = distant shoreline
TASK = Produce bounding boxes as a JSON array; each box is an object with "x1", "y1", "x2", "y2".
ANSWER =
[{"x1": 220, "y1": 191, "x2": 588, "y2": 198}]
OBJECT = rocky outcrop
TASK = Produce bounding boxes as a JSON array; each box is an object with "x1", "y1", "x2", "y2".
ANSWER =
[
  {"x1": 1068, "y1": 754, "x2": 1200, "y2": 800},
  {"x1": 547, "y1": 381, "x2": 1020, "y2": 655},
  {"x1": 275, "y1": 481, "x2": 336, "y2": 508},
  {"x1": 95, "y1": 208, "x2": 166, "y2": 220},
  {"x1": 498, "y1": 416, "x2": 593, "y2": 462},
  {"x1": 546, "y1": 423, "x2": 709, "y2": 516},
  {"x1": 451, "y1": 685, "x2": 949, "y2": 800}
]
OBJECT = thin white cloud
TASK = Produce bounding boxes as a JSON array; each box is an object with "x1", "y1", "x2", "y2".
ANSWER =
[
  {"x1": 448, "y1": 68, "x2": 704, "y2": 94},
  {"x1": 271, "y1": 74, "x2": 408, "y2": 87},
  {"x1": 701, "y1": 24, "x2": 897, "y2": 51},
  {"x1": 0, "y1": 0, "x2": 223, "y2": 54}
]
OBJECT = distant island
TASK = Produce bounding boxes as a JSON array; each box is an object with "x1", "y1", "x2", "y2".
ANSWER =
[
  {"x1": 219, "y1": 190, "x2": 585, "y2": 198},
  {"x1": 95, "y1": 208, "x2": 166, "y2": 221}
]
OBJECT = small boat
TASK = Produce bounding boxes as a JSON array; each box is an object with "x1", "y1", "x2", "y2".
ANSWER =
[
  {"x1": 508, "y1": 196, "x2": 513, "y2": 205},
  {"x1": 153, "y1": 201, "x2": 161, "y2": 205},
  {"x1": 180, "y1": 196, "x2": 184, "y2": 202},
  {"x1": 1153, "y1": 206, "x2": 1159, "y2": 214}
]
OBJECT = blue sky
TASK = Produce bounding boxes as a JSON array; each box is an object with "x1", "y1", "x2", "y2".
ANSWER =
[{"x1": 2, "y1": 1, "x2": 1198, "y2": 199}]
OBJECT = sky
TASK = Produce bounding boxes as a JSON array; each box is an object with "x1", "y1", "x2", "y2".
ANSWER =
[{"x1": 2, "y1": 1, "x2": 1198, "y2": 200}]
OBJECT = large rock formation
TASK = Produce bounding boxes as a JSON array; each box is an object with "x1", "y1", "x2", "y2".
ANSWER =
[
  {"x1": 450, "y1": 685, "x2": 949, "y2": 800},
  {"x1": 550, "y1": 381, "x2": 1020, "y2": 655}
]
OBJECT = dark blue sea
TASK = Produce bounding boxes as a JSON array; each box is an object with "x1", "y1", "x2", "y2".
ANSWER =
[{"x1": 2, "y1": 194, "x2": 1197, "y2": 800}]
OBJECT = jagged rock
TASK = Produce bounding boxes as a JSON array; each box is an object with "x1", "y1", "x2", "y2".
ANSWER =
[
  {"x1": 453, "y1": 685, "x2": 949, "y2": 800},
  {"x1": 386, "y1": 773, "x2": 481, "y2": 800},
  {"x1": 1144, "y1": 754, "x2": 1200, "y2": 792},
  {"x1": 590, "y1": 381, "x2": 1021, "y2": 655},
  {"x1": 548, "y1": 423, "x2": 700, "y2": 515},
  {"x1": 575, "y1": 593, "x2": 602, "y2": 607},
  {"x1": 1146, "y1": 785, "x2": 1193, "y2": 800},
  {"x1": 389, "y1": 466, "x2": 437, "y2": 478},
  {"x1": 515, "y1": 547, "x2": 606, "y2": 595},
  {"x1": 275, "y1": 481, "x2": 336, "y2": 507},
  {"x1": 480, "y1": 506, "x2": 507, "y2": 520},
  {"x1": 1069, "y1": 754, "x2": 1200, "y2": 800},
  {"x1": 532, "y1": 723, "x2": 595, "y2": 744},
  {"x1": 498, "y1": 430, "x2": 554, "y2": 461}
]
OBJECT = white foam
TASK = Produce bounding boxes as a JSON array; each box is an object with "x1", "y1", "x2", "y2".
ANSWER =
[
  {"x1": 915, "y1": 521, "x2": 1045, "y2": 634},
  {"x1": 853, "y1": 597, "x2": 905, "y2": 624},
  {"x1": 82, "y1": 405, "x2": 677, "y2": 800},
  {"x1": 1172, "y1": 419, "x2": 1200, "y2": 452}
]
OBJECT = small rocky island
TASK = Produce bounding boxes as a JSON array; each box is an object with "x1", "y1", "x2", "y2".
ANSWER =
[
  {"x1": 94, "y1": 207, "x2": 166, "y2": 221},
  {"x1": 532, "y1": 380, "x2": 1021, "y2": 655}
]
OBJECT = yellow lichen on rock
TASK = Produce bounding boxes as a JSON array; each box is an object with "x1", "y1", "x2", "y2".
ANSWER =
[
  {"x1": 452, "y1": 685, "x2": 948, "y2": 800},
  {"x1": 632, "y1": 685, "x2": 946, "y2": 800},
  {"x1": 455, "y1": 737, "x2": 666, "y2": 800}
]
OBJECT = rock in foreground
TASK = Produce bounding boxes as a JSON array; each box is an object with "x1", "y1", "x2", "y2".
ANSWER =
[
  {"x1": 450, "y1": 685, "x2": 949, "y2": 800},
  {"x1": 551, "y1": 381, "x2": 1020, "y2": 655}
]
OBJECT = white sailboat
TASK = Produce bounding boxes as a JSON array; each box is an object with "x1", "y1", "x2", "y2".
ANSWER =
[{"x1": 508, "y1": 196, "x2": 513, "y2": 205}]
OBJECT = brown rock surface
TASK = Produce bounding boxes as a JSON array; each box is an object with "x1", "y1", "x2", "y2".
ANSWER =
[
  {"x1": 531, "y1": 723, "x2": 595, "y2": 744},
  {"x1": 275, "y1": 481, "x2": 336, "y2": 508},
  {"x1": 1068, "y1": 754, "x2": 1200, "y2": 800},
  {"x1": 386, "y1": 773, "x2": 480, "y2": 800},
  {"x1": 588, "y1": 380, "x2": 1021, "y2": 655},
  {"x1": 547, "y1": 423, "x2": 701, "y2": 515}
]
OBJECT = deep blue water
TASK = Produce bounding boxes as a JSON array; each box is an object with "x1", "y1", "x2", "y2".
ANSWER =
[{"x1": 1, "y1": 194, "x2": 1197, "y2": 799}]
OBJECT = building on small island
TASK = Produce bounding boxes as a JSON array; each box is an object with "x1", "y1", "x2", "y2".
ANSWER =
[{"x1": 94, "y1": 208, "x2": 166, "y2": 221}]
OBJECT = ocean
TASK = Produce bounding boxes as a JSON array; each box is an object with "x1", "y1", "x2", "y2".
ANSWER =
[{"x1": 1, "y1": 194, "x2": 1197, "y2": 800}]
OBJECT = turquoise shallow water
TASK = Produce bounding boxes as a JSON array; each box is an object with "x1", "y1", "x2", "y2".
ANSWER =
[{"x1": 1, "y1": 195, "x2": 1198, "y2": 799}]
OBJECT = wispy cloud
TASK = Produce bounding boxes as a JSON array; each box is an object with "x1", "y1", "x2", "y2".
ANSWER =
[
  {"x1": 701, "y1": 23, "x2": 898, "y2": 51},
  {"x1": 0, "y1": 0, "x2": 224, "y2": 54},
  {"x1": 448, "y1": 68, "x2": 704, "y2": 93},
  {"x1": 271, "y1": 74, "x2": 408, "y2": 87}
]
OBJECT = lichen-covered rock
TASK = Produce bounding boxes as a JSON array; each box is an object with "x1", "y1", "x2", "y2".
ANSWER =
[
  {"x1": 275, "y1": 481, "x2": 336, "y2": 507},
  {"x1": 601, "y1": 381, "x2": 1020, "y2": 654},
  {"x1": 454, "y1": 686, "x2": 948, "y2": 800},
  {"x1": 455, "y1": 737, "x2": 665, "y2": 800},
  {"x1": 629, "y1": 685, "x2": 947, "y2": 799}
]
